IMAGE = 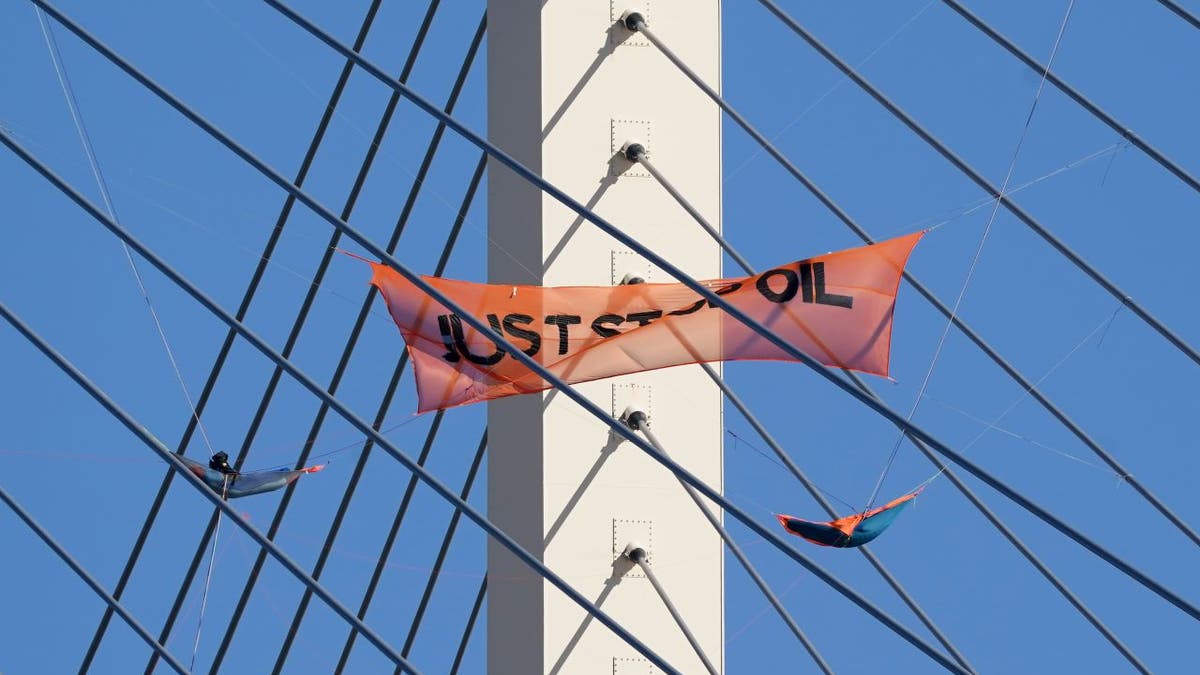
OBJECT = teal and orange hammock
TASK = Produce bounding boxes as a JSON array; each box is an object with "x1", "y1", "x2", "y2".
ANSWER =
[{"x1": 776, "y1": 489, "x2": 922, "y2": 548}]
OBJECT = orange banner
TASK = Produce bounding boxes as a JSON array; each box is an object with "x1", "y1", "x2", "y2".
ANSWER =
[{"x1": 369, "y1": 232, "x2": 923, "y2": 412}]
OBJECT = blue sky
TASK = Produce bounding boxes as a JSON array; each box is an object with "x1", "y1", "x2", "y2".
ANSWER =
[{"x1": 1, "y1": 1, "x2": 1198, "y2": 672}]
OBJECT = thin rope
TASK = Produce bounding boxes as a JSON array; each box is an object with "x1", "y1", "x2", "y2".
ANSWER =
[
  {"x1": 32, "y1": 0, "x2": 1195, "y2": 654},
  {"x1": 922, "y1": 393, "x2": 1114, "y2": 475},
  {"x1": 940, "y1": 0, "x2": 1200, "y2": 196},
  {"x1": 725, "y1": 430, "x2": 858, "y2": 511},
  {"x1": 632, "y1": 0, "x2": 1198, "y2": 547},
  {"x1": 190, "y1": 475, "x2": 228, "y2": 670},
  {"x1": 920, "y1": 305, "x2": 1123, "y2": 488},
  {"x1": 919, "y1": 141, "x2": 1128, "y2": 235},
  {"x1": 725, "y1": 0, "x2": 936, "y2": 182},
  {"x1": 865, "y1": 0, "x2": 1076, "y2": 511},
  {"x1": 76, "y1": 0, "x2": 391, "y2": 660},
  {"x1": 35, "y1": 8, "x2": 218, "y2": 458},
  {"x1": 0, "y1": 58, "x2": 970, "y2": 670}
]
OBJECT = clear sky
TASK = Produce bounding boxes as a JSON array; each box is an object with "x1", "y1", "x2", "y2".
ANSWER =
[{"x1": 1, "y1": 1, "x2": 1198, "y2": 673}]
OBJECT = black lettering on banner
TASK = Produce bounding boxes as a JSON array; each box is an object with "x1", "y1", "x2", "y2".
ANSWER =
[
  {"x1": 626, "y1": 310, "x2": 663, "y2": 327},
  {"x1": 544, "y1": 314, "x2": 582, "y2": 355},
  {"x1": 667, "y1": 299, "x2": 705, "y2": 316},
  {"x1": 813, "y1": 262, "x2": 853, "y2": 308},
  {"x1": 591, "y1": 313, "x2": 625, "y2": 338},
  {"x1": 446, "y1": 313, "x2": 506, "y2": 365},
  {"x1": 668, "y1": 280, "x2": 744, "y2": 317},
  {"x1": 799, "y1": 262, "x2": 815, "y2": 303},
  {"x1": 437, "y1": 314, "x2": 461, "y2": 362},
  {"x1": 706, "y1": 281, "x2": 743, "y2": 308},
  {"x1": 502, "y1": 313, "x2": 541, "y2": 356},
  {"x1": 755, "y1": 267, "x2": 799, "y2": 303}
]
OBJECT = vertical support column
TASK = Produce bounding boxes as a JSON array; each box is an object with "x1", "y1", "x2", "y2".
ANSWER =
[{"x1": 487, "y1": 2, "x2": 723, "y2": 673}]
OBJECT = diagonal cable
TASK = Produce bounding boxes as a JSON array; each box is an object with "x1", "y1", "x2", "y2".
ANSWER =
[
  {"x1": 625, "y1": 545, "x2": 719, "y2": 675},
  {"x1": 77, "y1": 0, "x2": 389, "y2": 668},
  {"x1": 266, "y1": 19, "x2": 485, "y2": 661},
  {"x1": 1, "y1": 129, "x2": 689, "y2": 674},
  {"x1": 638, "y1": 158, "x2": 1152, "y2": 667},
  {"x1": 1, "y1": 86, "x2": 967, "y2": 675},
  {"x1": 448, "y1": 576, "x2": 486, "y2": 675},
  {"x1": 30, "y1": 1, "x2": 1190, "y2": 667},
  {"x1": 623, "y1": 9, "x2": 1200, "y2": 549},
  {"x1": 393, "y1": 431, "x2": 488, "y2": 673},
  {"x1": 940, "y1": 0, "x2": 1200, "y2": 195},
  {"x1": 747, "y1": 0, "x2": 1200, "y2": 370},
  {"x1": 330, "y1": 154, "x2": 486, "y2": 675},
  {"x1": 866, "y1": 0, "x2": 1075, "y2": 511},
  {"x1": 627, "y1": 411, "x2": 834, "y2": 675},
  {"x1": 39, "y1": 0, "x2": 1198, "y2": 631},
  {"x1": 0, "y1": 301, "x2": 422, "y2": 674},
  {"x1": 0, "y1": 480, "x2": 189, "y2": 675},
  {"x1": 202, "y1": 11, "x2": 487, "y2": 674},
  {"x1": 218, "y1": 0, "x2": 1200, "y2": 622},
  {"x1": 1155, "y1": 0, "x2": 1200, "y2": 30},
  {"x1": 31, "y1": 0, "x2": 1200, "y2": 656},
  {"x1": 145, "y1": 1, "x2": 445, "y2": 669},
  {"x1": 625, "y1": 142, "x2": 971, "y2": 671},
  {"x1": 619, "y1": 34, "x2": 1152, "y2": 662}
]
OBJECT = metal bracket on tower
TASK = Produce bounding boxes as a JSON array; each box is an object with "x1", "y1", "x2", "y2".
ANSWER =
[
  {"x1": 611, "y1": 120, "x2": 652, "y2": 176},
  {"x1": 611, "y1": 2, "x2": 652, "y2": 46}
]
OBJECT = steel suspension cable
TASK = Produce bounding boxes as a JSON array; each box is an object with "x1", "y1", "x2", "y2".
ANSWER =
[
  {"x1": 39, "y1": 0, "x2": 1196, "y2": 632},
  {"x1": 619, "y1": 31, "x2": 1160, "y2": 668},
  {"x1": 332, "y1": 162, "x2": 486, "y2": 675},
  {"x1": 635, "y1": 150, "x2": 1148, "y2": 668},
  {"x1": 1156, "y1": 0, "x2": 1200, "y2": 30},
  {"x1": 329, "y1": 409, "x2": 448, "y2": 672},
  {"x1": 737, "y1": 363, "x2": 1151, "y2": 673},
  {"x1": 868, "y1": 0, "x2": 1076, "y2": 511},
  {"x1": 241, "y1": 0, "x2": 1200, "y2": 622},
  {"x1": 77, "y1": 1, "x2": 389, "y2": 668},
  {"x1": 279, "y1": 153, "x2": 487, "y2": 675},
  {"x1": 1, "y1": 131, "x2": 687, "y2": 674},
  {"x1": 746, "y1": 0, "x2": 1200, "y2": 370},
  {"x1": 394, "y1": 431, "x2": 488, "y2": 673},
  {"x1": 640, "y1": 548, "x2": 722, "y2": 673},
  {"x1": 625, "y1": 546, "x2": 719, "y2": 675},
  {"x1": 144, "y1": 0, "x2": 445, "y2": 662},
  {"x1": 625, "y1": 8, "x2": 1200, "y2": 550},
  {"x1": 625, "y1": 143, "x2": 972, "y2": 671},
  {"x1": 208, "y1": 13, "x2": 485, "y2": 674},
  {"x1": 35, "y1": 9, "x2": 220, "y2": 461},
  {"x1": 940, "y1": 0, "x2": 1200, "y2": 196},
  {"x1": 0, "y1": 81, "x2": 966, "y2": 675},
  {"x1": 449, "y1": 577, "x2": 486, "y2": 675},
  {"x1": 0, "y1": 301, "x2": 422, "y2": 674},
  {"x1": 626, "y1": 146, "x2": 755, "y2": 273},
  {"x1": 627, "y1": 411, "x2": 834, "y2": 675},
  {"x1": 0, "y1": 479, "x2": 189, "y2": 675}
]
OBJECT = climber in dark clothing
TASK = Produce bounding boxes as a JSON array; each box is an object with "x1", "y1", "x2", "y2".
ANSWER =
[{"x1": 208, "y1": 451, "x2": 237, "y2": 476}]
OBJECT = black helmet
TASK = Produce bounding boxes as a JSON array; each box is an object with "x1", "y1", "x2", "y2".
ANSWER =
[{"x1": 209, "y1": 451, "x2": 231, "y2": 472}]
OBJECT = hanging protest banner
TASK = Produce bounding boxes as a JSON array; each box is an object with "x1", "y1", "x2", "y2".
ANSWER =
[{"x1": 366, "y1": 232, "x2": 923, "y2": 412}]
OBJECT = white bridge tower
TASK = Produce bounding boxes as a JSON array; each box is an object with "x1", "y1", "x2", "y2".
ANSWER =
[{"x1": 486, "y1": 1, "x2": 725, "y2": 672}]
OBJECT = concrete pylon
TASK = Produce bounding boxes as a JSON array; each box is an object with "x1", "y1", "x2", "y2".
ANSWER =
[{"x1": 486, "y1": 2, "x2": 724, "y2": 673}]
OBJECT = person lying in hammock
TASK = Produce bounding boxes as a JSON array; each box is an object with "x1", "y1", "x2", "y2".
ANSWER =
[{"x1": 177, "y1": 452, "x2": 324, "y2": 499}]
